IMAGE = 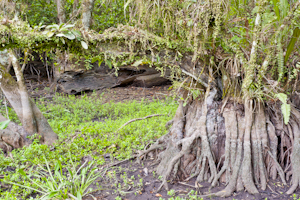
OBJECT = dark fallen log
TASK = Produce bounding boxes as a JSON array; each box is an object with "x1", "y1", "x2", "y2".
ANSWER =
[{"x1": 56, "y1": 64, "x2": 170, "y2": 94}]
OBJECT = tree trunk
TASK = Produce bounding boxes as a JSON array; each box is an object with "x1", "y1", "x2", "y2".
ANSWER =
[
  {"x1": 81, "y1": 0, "x2": 95, "y2": 30},
  {"x1": 56, "y1": 0, "x2": 66, "y2": 24},
  {"x1": 9, "y1": 50, "x2": 37, "y2": 135},
  {"x1": 72, "y1": 0, "x2": 79, "y2": 17},
  {"x1": 0, "y1": 51, "x2": 58, "y2": 148}
]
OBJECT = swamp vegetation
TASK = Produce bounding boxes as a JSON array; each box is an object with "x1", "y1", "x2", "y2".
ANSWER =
[{"x1": 1, "y1": 0, "x2": 300, "y2": 199}]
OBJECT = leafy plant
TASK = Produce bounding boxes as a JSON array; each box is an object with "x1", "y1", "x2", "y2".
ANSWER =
[
  {"x1": 42, "y1": 23, "x2": 88, "y2": 49},
  {"x1": 4, "y1": 154, "x2": 102, "y2": 200},
  {"x1": 0, "y1": 120, "x2": 10, "y2": 130},
  {"x1": 275, "y1": 93, "x2": 291, "y2": 124}
]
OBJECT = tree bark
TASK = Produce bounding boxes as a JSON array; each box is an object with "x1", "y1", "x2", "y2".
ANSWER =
[
  {"x1": 81, "y1": 0, "x2": 95, "y2": 30},
  {"x1": 56, "y1": 0, "x2": 66, "y2": 24},
  {"x1": 9, "y1": 49, "x2": 37, "y2": 135},
  {"x1": 0, "y1": 52, "x2": 58, "y2": 146}
]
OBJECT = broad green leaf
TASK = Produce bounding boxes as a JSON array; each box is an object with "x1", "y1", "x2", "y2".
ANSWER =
[
  {"x1": 46, "y1": 24, "x2": 59, "y2": 30},
  {"x1": 91, "y1": 57, "x2": 98, "y2": 63},
  {"x1": 281, "y1": 103, "x2": 290, "y2": 125},
  {"x1": 0, "y1": 120, "x2": 10, "y2": 130},
  {"x1": 81, "y1": 41, "x2": 88, "y2": 49},
  {"x1": 47, "y1": 31, "x2": 55, "y2": 37},
  {"x1": 59, "y1": 27, "x2": 69, "y2": 32},
  {"x1": 59, "y1": 23, "x2": 65, "y2": 29},
  {"x1": 72, "y1": 30, "x2": 82, "y2": 38},
  {"x1": 275, "y1": 93, "x2": 287, "y2": 103},
  {"x1": 18, "y1": 169, "x2": 28, "y2": 177},
  {"x1": 106, "y1": 60, "x2": 112, "y2": 69},
  {"x1": 63, "y1": 32, "x2": 76, "y2": 40},
  {"x1": 61, "y1": 38, "x2": 65, "y2": 44},
  {"x1": 132, "y1": 59, "x2": 143, "y2": 67},
  {"x1": 56, "y1": 32, "x2": 75, "y2": 40},
  {"x1": 63, "y1": 24, "x2": 75, "y2": 29},
  {"x1": 284, "y1": 27, "x2": 300, "y2": 64}
]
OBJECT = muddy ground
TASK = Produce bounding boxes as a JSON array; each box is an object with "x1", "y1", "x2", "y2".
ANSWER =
[{"x1": 24, "y1": 81, "x2": 300, "y2": 200}]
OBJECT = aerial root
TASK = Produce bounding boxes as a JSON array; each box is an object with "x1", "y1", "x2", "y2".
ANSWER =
[
  {"x1": 157, "y1": 123, "x2": 201, "y2": 191},
  {"x1": 213, "y1": 108, "x2": 237, "y2": 186},
  {"x1": 286, "y1": 138, "x2": 300, "y2": 194},
  {"x1": 215, "y1": 109, "x2": 245, "y2": 197},
  {"x1": 253, "y1": 103, "x2": 268, "y2": 190},
  {"x1": 137, "y1": 143, "x2": 165, "y2": 163},
  {"x1": 266, "y1": 118, "x2": 278, "y2": 180},
  {"x1": 241, "y1": 99, "x2": 259, "y2": 194},
  {"x1": 151, "y1": 97, "x2": 300, "y2": 196},
  {"x1": 267, "y1": 151, "x2": 286, "y2": 185},
  {"x1": 195, "y1": 114, "x2": 218, "y2": 185},
  {"x1": 286, "y1": 108, "x2": 300, "y2": 194}
]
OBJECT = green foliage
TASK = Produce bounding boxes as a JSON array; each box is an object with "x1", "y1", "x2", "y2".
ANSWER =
[
  {"x1": 4, "y1": 155, "x2": 101, "y2": 200},
  {"x1": 285, "y1": 27, "x2": 300, "y2": 64},
  {"x1": 20, "y1": 0, "x2": 58, "y2": 25},
  {"x1": 42, "y1": 23, "x2": 88, "y2": 49},
  {"x1": 0, "y1": 93, "x2": 177, "y2": 199},
  {"x1": 92, "y1": 0, "x2": 128, "y2": 32},
  {"x1": 19, "y1": 0, "x2": 127, "y2": 32},
  {"x1": 0, "y1": 120, "x2": 10, "y2": 130},
  {"x1": 275, "y1": 93, "x2": 291, "y2": 124}
]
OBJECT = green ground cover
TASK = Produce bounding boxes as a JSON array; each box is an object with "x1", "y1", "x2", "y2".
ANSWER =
[{"x1": 0, "y1": 92, "x2": 177, "y2": 199}]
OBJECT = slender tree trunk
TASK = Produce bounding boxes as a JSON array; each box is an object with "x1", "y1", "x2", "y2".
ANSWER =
[
  {"x1": 9, "y1": 49, "x2": 37, "y2": 135},
  {"x1": 81, "y1": 0, "x2": 95, "y2": 30},
  {"x1": 72, "y1": 0, "x2": 79, "y2": 16},
  {"x1": 0, "y1": 51, "x2": 58, "y2": 146},
  {"x1": 56, "y1": 0, "x2": 66, "y2": 24}
]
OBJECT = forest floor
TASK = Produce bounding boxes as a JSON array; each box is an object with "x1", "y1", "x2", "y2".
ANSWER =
[{"x1": 0, "y1": 81, "x2": 299, "y2": 200}]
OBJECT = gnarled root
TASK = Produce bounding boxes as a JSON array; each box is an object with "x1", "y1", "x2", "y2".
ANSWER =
[
  {"x1": 286, "y1": 108, "x2": 300, "y2": 194},
  {"x1": 138, "y1": 94, "x2": 300, "y2": 196}
]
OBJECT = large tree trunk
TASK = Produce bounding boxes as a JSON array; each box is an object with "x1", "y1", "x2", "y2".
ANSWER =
[
  {"x1": 140, "y1": 83, "x2": 300, "y2": 196},
  {"x1": 0, "y1": 50, "x2": 58, "y2": 149}
]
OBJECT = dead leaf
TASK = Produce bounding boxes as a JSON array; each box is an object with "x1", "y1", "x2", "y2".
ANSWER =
[{"x1": 155, "y1": 193, "x2": 162, "y2": 197}]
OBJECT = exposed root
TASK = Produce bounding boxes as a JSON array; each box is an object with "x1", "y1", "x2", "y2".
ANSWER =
[
  {"x1": 267, "y1": 151, "x2": 286, "y2": 185},
  {"x1": 138, "y1": 92, "x2": 300, "y2": 197},
  {"x1": 213, "y1": 108, "x2": 237, "y2": 186},
  {"x1": 115, "y1": 114, "x2": 164, "y2": 133},
  {"x1": 286, "y1": 108, "x2": 300, "y2": 194},
  {"x1": 215, "y1": 109, "x2": 244, "y2": 197},
  {"x1": 241, "y1": 99, "x2": 259, "y2": 194}
]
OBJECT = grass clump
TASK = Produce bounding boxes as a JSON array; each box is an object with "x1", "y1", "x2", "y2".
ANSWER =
[{"x1": 0, "y1": 92, "x2": 177, "y2": 199}]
